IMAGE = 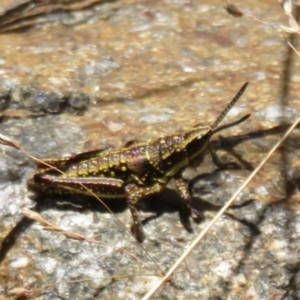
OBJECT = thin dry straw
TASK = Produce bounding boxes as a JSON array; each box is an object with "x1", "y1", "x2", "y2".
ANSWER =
[{"x1": 142, "y1": 115, "x2": 300, "y2": 300}]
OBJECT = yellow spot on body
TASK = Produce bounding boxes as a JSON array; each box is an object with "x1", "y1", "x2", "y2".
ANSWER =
[
  {"x1": 79, "y1": 170, "x2": 88, "y2": 176},
  {"x1": 121, "y1": 166, "x2": 127, "y2": 171},
  {"x1": 110, "y1": 171, "x2": 115, "y2": 177},
  {"x1": 160, "y1": 139, "x2": 165, "y2": 144}
]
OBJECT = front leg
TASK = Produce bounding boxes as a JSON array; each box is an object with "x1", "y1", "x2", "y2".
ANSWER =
[
  {"x1": 125, "y1": 183, "x2": 163, "y2": 242},
  {"x1": 174, "y1": 176, "x2": 203, "y2": 220}
]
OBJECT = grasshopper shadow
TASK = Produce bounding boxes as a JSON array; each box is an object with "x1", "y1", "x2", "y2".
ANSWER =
[
  {"x1": 31, "y1": 189, "x2": 213, "y2": 236},
  {"x1": 135, "y1": 187, "x2": 221, "y2": 234},
  {"x1": 0, "y1": 188, "x2": 215, "y2": 264}
]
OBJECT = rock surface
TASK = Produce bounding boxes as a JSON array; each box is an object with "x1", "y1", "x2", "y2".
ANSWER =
[{"x1": 0, "y1": 0, "x2": 300, "y2": 299}]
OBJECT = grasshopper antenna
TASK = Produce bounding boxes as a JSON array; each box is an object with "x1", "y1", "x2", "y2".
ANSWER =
[
  {"x1": 212, "y1": 113, "x2": 250, "y2": 135},
  {"x1": 208, "y1": 82, "x2": 249, "y2": 169},
  {"x1": 211, "y1": 82, "x2": 248, "y2": 131}
]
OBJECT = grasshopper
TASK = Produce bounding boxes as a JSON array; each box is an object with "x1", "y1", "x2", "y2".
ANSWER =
[{"x1": 28, "y1": 83, "x2": 249, "y2": 242}]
